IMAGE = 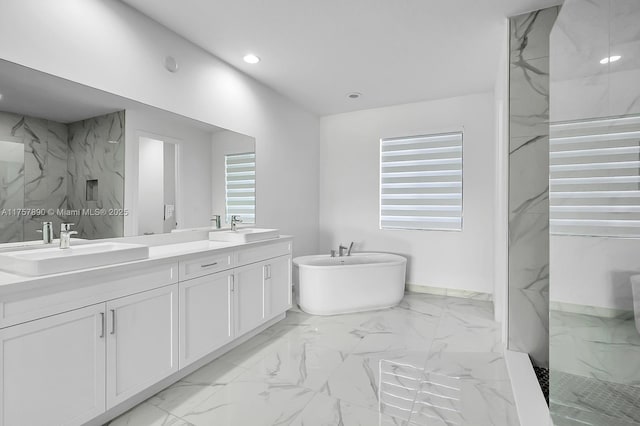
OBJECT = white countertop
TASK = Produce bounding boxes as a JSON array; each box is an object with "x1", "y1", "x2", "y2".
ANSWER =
[{"x1": 0, "y1": 235, "x2": 292, "y2": 297}]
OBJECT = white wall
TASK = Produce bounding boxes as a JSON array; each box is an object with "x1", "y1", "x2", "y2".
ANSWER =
[
  {"x1": 0, "y1": 0, "x2": 320, "y2": 256},
  {"x1": 551, "y1": 236, "x2": 640, "y2": 311},
  {"x1": 124, "y1": 108, "x2": 213, "y2": 235},
  {"x1": 319, "y1": 92, "x2": 496, "y2": 294},
  {"x1": 211, "y1": 131, "x2": 255, "y2": 225}
]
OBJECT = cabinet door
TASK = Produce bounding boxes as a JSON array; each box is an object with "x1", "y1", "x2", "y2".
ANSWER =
[
  {"x1": 106, "y1": 284, "x2": 179, "y2": 409},
  {"x1": 0, "y1": 304, "x2": 106, "y2": 426},
  {"x1": 179, "y1": 272, "x2": 234, "y2": 368},
  {"x1": 265, "y1": 255, "x2": 292, "y2": 319},
  {"x1": 234, "y1": 262, "x2": 266, "y2": 336}
]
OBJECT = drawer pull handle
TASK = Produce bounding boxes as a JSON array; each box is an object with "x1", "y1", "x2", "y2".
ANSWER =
[
  {"x1": 201, "y1": 262, "x2": 219, "y2": 268},
  {"x1": 110, "y1": 309, "x2": 116, "y2": 335},
  {"x1": 99, "y1": 312, "x2": 105, "y2": 338}
]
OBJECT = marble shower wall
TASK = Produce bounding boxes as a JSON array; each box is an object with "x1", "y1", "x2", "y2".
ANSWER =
[
  {"x1": 0, "y1": 111, "x2": 69, "y2": 242},
  {"x1": 508, "y1": 7, "x2": 559, "y2": 367},
  {"x1": 0, "y1": 110, "x2": 125, "y2": 242},
  {"x1": 67, "y1": 111, "x2": 125, "y2": 240}
]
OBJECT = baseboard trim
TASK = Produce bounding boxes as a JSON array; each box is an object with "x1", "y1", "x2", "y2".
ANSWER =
[
  {"x1": 550, "y1": 301, "x2": 633, "y2": 319},
  {"x1": 406, "y1": 283, "x2": 493, "y2": 301}
]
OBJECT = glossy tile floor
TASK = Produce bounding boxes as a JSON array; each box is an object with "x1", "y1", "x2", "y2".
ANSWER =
[
  {"x1": 551, "y1": 371, "x2": 640, "y2": 426},
  {"x1": 108, "y1": 293, "x2": 518, "y2": 426}
]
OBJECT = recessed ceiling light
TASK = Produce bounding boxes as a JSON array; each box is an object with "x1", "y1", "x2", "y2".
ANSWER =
[
  {"x1": 347, "y1": 92, "x2": 362, "y2": 99},
  {"x1": 108, "y1": 140, "x2": 119, "y2": 144},
  {"x1": 243, "y1": 54, "x2": 260, "y2": 64},
  {"x1": 600, "y1": 55, "x2": 621, "y2": 64}
]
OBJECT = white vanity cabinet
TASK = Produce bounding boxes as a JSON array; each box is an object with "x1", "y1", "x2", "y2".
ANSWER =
[
  {"x1": 0, "y1": 237, "x2": 292, "y2": 426},
  {"x1": 0, "y1": 283, "x2": 179, "y2": 426},
  {"x1": 234, "y1": 261, "x2": 268, "y2": 336},
  {"x1": 0, "y1": 304, "x2": 106, "y2": 426},
  {"x1": 264, "y1": 255, "x2": 292, "y2": 320},
  {"x1": 106, "y1": 284, "x2": 179, "y2": 408},
  {"x1": 179, "y1": 270, "x2": 234, "y2": 368}
]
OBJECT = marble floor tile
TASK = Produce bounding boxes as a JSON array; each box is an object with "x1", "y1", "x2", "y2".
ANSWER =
[
  {"x1": 148, "y1": 360, "x2": 248, "y2": 415},
  {"x1": 166, "y1": 380, "x2": 315, "y2": 426},
  {"x1": 107, "y1": 402, "x2": 193, "y2": 426},
  {"x1": 289, "y1": 392, "x2": 408, "y2": 426},
  {"x1": 411, "y1": 376, "x2": 518, "y2": 426},
  {"x1": 551, "y1": 371, "x2": 640, "y2": 425},
  {"x1": 237, "y1": 339, "x2": 347, "y2": 391},
  {"x1": 323, "y1": 351, "x2": 429, "y2": 411},
  {"x1": 396, "y1": 293, "x2": 445, "y2": 318},
  {"x1": 423, "y1": 351, "x2": 510, "y2": 382},
  {"x1": 110, "y1": 293, "x2": 518, "y2": 426},
  {"x1": 550, "y1": 310, "x2": 640, "y2": 386},
  {"x1": 431, "y1": 311, "x2": 502, "y2": 353}
]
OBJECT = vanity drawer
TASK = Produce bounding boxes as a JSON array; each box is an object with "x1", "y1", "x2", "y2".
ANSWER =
[
  {"x1": 236, "y1": 239, "x2": 292, "y2": 266},
  {"x1": 179, "y1": 251, "x2": 235, "y2": 281}
]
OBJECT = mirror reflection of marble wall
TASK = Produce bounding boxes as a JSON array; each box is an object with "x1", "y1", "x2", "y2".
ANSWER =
[{"x1": 0, "y1": 110, "x2": 124, "y2": 242}]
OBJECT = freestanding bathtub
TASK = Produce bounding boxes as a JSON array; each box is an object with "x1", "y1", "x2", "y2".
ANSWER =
[{"x1": 293, "y1": 252, "x2": 407, "y2": 315}]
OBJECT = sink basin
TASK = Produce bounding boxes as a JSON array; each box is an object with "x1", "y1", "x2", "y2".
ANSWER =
[
  {"x1": 209, "y1": 228, "x2": 279, "y2": 243},
  {"x1": 0, "y1": 242, "x2": 149, "y2": 276}
]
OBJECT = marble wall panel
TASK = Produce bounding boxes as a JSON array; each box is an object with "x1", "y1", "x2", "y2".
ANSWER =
[
  {"x1": 508, "y1": 7, "x2": 558, "y2": 367},
  {"x1": 0, "y1": 111, "x2": 71, "y2": 242},
  {"x1": 67, "y1": 111, "x2": 125, "y2": 239}
]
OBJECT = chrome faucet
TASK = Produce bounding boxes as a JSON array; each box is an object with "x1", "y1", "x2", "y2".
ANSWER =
[
  {"x1": 211, "y1": 215, "x2": 221, "y2": 229},
  {"x1": 38, "y1": 221, "x2": 54, "y2": 244},
  {"x1": 338, "y1": 242, "x2": 355, "y2": 257},
  {"x1": 59, "y1": 223, "x2": 78, "y2": 249},
  {"x1": 231, "y1": 215, "x2": 242, "y2": 231}
]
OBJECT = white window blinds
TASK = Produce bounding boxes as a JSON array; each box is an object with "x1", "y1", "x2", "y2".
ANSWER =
[
  {"x1": 225, "y1": 152, "x2": 255, "y2": 224},
  {"x1": 380, "y1": 132, "x2": 463, "y2": 230},
  {"x1": 550, "y1": 115, "x2": 640, "y2": 237}
]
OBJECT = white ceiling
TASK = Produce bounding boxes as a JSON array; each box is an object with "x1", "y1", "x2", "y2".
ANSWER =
[
  {"x1": 122, "y1": 0, "x2": 561, "y2": 116},
  {"x1": 0, "y1": 59, "x2": 222, "y2": 132}
]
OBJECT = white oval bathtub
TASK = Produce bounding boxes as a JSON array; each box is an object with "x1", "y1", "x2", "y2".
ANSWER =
[{"x1": 293, "y1": 252, "x2": 407, "y2": 315}]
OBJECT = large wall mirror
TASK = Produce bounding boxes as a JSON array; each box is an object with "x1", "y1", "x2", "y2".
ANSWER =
[{"x1": 0, "y1": 59, "x2": 255, "y2": 243}]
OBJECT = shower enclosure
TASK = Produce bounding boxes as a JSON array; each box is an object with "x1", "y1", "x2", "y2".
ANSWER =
[{"x1": 549, "y1": 0, "x2": 640, "y2": 424}]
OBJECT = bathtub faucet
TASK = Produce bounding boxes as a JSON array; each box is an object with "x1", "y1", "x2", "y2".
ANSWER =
[{"x1": 339, "y1": 242, "x2": 354, "y2": 257}]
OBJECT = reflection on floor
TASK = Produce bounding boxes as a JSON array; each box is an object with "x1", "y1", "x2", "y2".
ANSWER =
[
  {"x1": 550, "y1": 310, "x2": 640, "y2": 387},
  {"x1": 550, "y1": 309, "x2": 640, "y2": 426},
  {"x1": 551, "y1": 371, "x2": 640, "y2": 426},
  {"x1": 108, "y1": 292, "x2": 518, "y2": 426}
]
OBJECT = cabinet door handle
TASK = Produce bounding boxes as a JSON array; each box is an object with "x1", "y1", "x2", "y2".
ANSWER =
[
  {"x1": 110, "y1": 309, "x2": 116, "y2": 335},
  {"x1": 99, "y1": 312, "x2": 105, "y2": 338},
  {"x1": 201, "y1": 262, "x2": 218, "y2": 268}
]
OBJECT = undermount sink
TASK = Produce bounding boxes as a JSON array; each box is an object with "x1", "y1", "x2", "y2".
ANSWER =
[
  {"x1": 209, "y1": 228, "x2": 280, "y2": 243},
  {"x1": 0, "y1": 242, "x2": 149, "y2": 276}
]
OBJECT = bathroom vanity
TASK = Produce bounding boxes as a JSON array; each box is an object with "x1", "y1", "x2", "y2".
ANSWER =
[{"x1": 0, "y1": 236, "x2": 292, "y2": 426}]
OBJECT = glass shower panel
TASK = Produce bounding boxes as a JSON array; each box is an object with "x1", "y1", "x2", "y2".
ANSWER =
[{"x1": 549, "y1": 0, "x2": 640, "y2": 424}]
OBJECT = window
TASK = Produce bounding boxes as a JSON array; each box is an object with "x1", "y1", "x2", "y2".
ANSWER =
[
  {"x1": 550, "y1": 115, "x2": 640, "y2": 237},
  {"x1": 225, "y1": 152, "x2": 255, "y2": 224},
  {"x1": 380, "y1": 132, "x2": 463, "y2": 230}
]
